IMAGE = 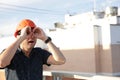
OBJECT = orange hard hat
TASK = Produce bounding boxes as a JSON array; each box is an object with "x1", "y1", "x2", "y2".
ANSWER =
[{"x1": 14, "y1": 19, "x2": 36, "y2": 37}]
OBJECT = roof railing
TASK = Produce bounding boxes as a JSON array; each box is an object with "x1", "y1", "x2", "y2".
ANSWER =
[
  {"x1": 43, "y1": 70, "x2": 120, "y2": 80},
  {"x1": 43, "y1": 70, "x2": 93, "y2": 80},
  {"x1": 1, "y1": 69, "x2": 120, "y2": 80}
]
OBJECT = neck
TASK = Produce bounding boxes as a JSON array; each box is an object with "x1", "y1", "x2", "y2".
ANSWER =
[
  {"x1": 23, "y1": 50, "x2": 31, "y2": 57},
  {"x1": 20, "y1": 46, "x2": 32, "y2": 57}
]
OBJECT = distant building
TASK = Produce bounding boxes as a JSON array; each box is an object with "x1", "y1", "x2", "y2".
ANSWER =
[{"x1": 45, "y1": 6, "x2": 120, "y2": 77}]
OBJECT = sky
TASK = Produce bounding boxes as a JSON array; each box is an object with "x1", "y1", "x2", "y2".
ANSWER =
[{"x1": 0, "y1": 0, "x2": 120, "y2": 36}]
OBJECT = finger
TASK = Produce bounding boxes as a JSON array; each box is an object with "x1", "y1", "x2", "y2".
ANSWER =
[
  {"x1": 20, "y1": 27, "x2": 27, "y2": 36},
  {"x1": 26, "y1": 26, "x2": 32, "y2": 35},
  {"x1": 33, "y1": 27, "x2": 41, "y2": 34}
]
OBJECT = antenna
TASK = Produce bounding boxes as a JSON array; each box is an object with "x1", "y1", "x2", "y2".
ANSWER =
[{"x1": 93, "y1": 0, "x2": 96, "y2": 12}]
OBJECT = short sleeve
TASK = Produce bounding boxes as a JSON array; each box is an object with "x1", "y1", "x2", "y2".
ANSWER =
[
  {"x1": 34, "y1": 48, "x2": 51, "y2": 66},
  {"x1": 41, "y1": 49, "x2": 51, "y2": 66}
]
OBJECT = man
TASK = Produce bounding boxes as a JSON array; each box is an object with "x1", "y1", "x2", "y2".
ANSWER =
[{"x1": 0, "y1": 19, "x2": 66, "y2": 80}]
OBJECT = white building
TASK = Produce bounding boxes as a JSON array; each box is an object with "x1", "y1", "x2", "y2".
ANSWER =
[{"x1": 44, "y1": 6, "x2": 120, "y2": 76}]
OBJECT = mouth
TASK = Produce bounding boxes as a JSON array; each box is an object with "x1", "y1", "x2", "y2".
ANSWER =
[{"x1": 28, "y1": 41, "x2": 34, "y2": 43}]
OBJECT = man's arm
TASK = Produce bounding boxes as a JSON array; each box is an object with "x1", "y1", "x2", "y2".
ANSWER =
[
  {"x1": 0, "y1": 37, "x2": 23, "y2": 68},
  {"x1": 46, "y1": 41, "x2": 66, "y2": 65},
  {"x1": 33, "y1": 27, "x2": 66, "y2": 65},
  {"x1": 0, "y1": 27, "x2": 28, "y2": 68}
]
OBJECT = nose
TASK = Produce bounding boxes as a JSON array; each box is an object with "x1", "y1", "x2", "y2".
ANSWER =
[{"x1": 29, "y1": 32, "x2": 36, "y2": 38}]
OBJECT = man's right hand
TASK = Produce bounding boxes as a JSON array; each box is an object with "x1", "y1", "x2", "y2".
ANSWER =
[{"x1": 17, "y1": 26, "x2": 31, "y2": 41}]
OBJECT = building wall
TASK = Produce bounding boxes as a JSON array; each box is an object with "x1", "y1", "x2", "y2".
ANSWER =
[
  {"x1": 44, "y1": 24, "x2": 99, "y2": 73},
  {"x1": 44, "y1": 20, "x2": 120, "y2": 76},
  {"x1": 99, "y1": 23, "x2": 113, "y2": 74},
  {"x1": 110, "y1": 25, "x2": 120, "y2": 74},
  {"x1": 44, "y1": 49, "x2": 96, "y2": 73}
]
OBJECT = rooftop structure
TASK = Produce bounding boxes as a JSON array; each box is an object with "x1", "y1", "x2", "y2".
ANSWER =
[{"x1": 44, "y1": 6, "x2": 120, "y2": 79}]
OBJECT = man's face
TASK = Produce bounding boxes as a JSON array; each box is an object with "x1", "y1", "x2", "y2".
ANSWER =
[{"x1": 20, "y1": 32, "x2": 37, "y2": 50}]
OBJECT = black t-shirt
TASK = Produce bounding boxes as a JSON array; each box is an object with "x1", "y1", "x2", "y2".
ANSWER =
[{"x1": 5, "y1": 47, "x2": 51, "y2": 80}]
